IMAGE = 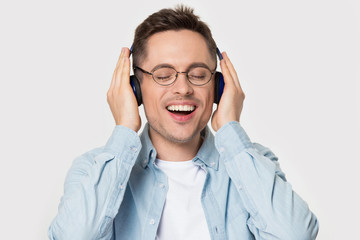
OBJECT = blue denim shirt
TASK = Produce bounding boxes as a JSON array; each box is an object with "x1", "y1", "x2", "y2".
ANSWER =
[{"x1": 48, "y1": 121, "x2": 318, "y2": 240}]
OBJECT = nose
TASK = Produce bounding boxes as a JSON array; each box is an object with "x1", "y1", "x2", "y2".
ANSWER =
[{"x1": 171, "y1": 72, "x2": 194, "y2": 96}]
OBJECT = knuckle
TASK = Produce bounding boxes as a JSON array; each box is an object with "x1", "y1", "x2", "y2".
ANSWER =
[{"x1": 107, "y1": 91, "x2": 114, "y2": 99}]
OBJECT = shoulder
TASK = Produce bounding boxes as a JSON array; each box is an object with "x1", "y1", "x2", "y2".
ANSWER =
[{"x1": 252, "y1": 142, "x2": 279, "y2": 162}]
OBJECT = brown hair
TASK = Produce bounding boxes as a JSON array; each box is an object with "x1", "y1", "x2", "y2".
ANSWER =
[{"x1": 132, "y1": 5, "x2": 217, "y2": 68}]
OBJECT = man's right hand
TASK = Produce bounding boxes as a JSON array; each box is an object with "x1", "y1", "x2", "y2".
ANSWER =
[{"x1": 107, "y1": 47, "x2": 141, "y2": 132}]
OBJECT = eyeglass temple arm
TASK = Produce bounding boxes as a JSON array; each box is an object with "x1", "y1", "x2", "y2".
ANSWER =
[{"x1": 134, "y1": 66, "x2": 152, "y2": 75}]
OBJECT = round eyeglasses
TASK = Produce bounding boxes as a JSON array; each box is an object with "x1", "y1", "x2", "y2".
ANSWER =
[{"x1": 133, "y1": 65, "x2": 215, "y2": 86}]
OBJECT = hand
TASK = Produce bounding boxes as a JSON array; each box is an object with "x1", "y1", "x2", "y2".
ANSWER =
[
  {"x1": 211, "y1": 52, "x2": 245, "y2": 132},
  {"x1": 107, "y1": 48, "x2": 141, "y2": 132}
]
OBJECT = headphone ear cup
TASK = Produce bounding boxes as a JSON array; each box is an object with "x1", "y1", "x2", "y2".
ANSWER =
[
  {"x1": 130, "y1": 75, "x2": 143, "y2": 106},
  {"x1": 214, "y1": 72, "x2": 225, "y2": 104}
]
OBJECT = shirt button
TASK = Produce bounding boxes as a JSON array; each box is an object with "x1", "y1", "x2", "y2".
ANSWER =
[
  {"x1": 151, "y1": 152, "x2": 156, "y2": 158},
  {"x1": 131, "y1": 147, "x2": 137, "y2": 152},
  {"x1": 120, "y1": 184, "x2": 124, "y2": 190},
  {"x1": 210, "y1": 162, "x2": 216, "y2": 166},
  {"x1": 219, "y1": 147, "x2": 225, "y2": 153},
  {"x1": 143, "y1": 159, "x2": 147, "y2": 165},
  {"x1": 159, "y1": 183, "x2": 165, "y2": 189},
  {"x1": 149, "y1": 219, "x2": 155, "y2": 225},
  {"x1": 238, "y1": 185, "x2": 243, "y2": 190}
]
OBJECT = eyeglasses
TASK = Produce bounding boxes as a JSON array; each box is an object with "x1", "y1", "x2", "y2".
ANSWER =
[{"x1": 133, "y1": 65, "x2": 215, "y2": 86}]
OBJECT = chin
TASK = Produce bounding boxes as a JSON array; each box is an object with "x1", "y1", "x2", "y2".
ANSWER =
[
  {"x1": 149, "y1": 122, "x2": 201, "y2": 144},
  {"x1": 167, "y1": 132, "x2": 198, "y2": 143}
]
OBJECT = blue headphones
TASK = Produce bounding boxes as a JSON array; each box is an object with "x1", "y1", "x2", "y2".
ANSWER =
[{"x1": 130, "y1": 47, "x2": 225, "y2": 106}]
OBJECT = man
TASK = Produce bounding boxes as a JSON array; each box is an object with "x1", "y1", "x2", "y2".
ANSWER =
[{"x1": 49, "y1": 5, "x2": 319, "y2": 240}]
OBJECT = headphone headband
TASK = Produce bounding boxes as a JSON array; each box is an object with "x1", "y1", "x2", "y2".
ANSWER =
[{"x1": 216, "y1": 47, "x2": 223, "y2": 60}]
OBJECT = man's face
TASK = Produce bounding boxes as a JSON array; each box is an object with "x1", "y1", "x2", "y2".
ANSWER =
[{"x1": 140, "y1": 29, "x2": 215, "y2": 143}]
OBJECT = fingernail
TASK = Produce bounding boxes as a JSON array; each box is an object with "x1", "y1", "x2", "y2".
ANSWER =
[{"x1": 121, "y1": 47, "x2": 125, "y2": 53}]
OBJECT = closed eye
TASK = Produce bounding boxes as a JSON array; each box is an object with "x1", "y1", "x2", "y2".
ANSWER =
[
  {"x1": 157, "y1": 75, "x2": 172, "y2": 80},
  {"x1": 190, "y1": 75, "x2": 206, "y2": 79}
]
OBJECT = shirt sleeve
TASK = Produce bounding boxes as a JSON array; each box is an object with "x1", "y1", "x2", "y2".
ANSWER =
[
  {"x1": 48, "y1": 126, "x2": 141, "y2": 240},
  {"x1": 215, "y1": 121, "x2": 319, "y2": 240}
]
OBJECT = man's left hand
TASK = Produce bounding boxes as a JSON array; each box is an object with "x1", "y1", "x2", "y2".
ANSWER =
[{"x1": 211, "y1": 52, "x2": 245, "y2": 132}]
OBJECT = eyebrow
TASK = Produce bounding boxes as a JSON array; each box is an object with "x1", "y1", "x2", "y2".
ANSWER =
[{"x1": 150, "y1": 62, "x2": 215, "y2": 72}]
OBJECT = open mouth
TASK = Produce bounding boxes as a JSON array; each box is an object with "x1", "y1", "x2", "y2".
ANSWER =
[{"x1": 166, "y1": 105, "x2": 196, "y2": 116}]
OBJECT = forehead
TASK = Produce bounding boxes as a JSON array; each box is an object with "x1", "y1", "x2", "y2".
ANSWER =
[{"x1": 143, "y1": 30, "x2": 214, "y2": 69}]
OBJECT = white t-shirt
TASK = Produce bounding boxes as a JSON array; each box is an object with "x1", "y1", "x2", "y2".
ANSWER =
[{"x1": 155, "y1": 159, "x2": 211, "y2": 240}]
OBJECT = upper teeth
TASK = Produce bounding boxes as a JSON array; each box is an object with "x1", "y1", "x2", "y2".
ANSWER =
[{"x1": 167, "y1": 105, "x2": 195, "y2": 111}]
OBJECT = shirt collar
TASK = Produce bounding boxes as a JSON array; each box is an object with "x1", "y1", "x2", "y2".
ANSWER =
[
  {"x1": 137, "y1": 123, "x2": 219, "y2": 171},
  {"x1": 194, "y1": 126, "x2": 219, "y2": 170},
  {"x1": 137, "y1": 123, "x2": 157, "y2": 169}
]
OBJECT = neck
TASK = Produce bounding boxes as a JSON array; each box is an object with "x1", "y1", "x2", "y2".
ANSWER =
[{"x1": 148, "y1": 127, "x2": 204, "y2": 162}]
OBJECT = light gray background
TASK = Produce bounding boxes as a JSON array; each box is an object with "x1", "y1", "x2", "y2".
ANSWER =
[{"x1": 1, "y1": 0, "x2": 359, "y2": 239}]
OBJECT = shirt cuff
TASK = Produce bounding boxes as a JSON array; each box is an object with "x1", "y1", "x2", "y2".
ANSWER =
[
  {"x1": 102, "y1": 125, "x2": 142, "y2": 162},
  {"x1": 214, "y1": 121, "x2": 253, "y2": 160}
]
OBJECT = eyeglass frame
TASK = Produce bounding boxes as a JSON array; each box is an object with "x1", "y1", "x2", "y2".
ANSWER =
[{"x1": 133, "y1": 65, "x2": 216, "y2": 86}]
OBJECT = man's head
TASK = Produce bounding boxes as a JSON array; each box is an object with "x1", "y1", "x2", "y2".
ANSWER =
[{"x1": 133, "y1": 5, "x2": 218, "y2": 145}]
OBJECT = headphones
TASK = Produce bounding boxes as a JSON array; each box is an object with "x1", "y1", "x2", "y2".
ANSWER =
[{"x1": 129, "y1": 47, "x2": 225, "y2": 106}]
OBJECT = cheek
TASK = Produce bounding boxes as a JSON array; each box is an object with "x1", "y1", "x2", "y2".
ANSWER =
[
  {"x1": 141, "y1": 83, "x2": 165, "y2": 113},
  {"x1": 205, "y1": 82, "x2": 215, "y2": 106},
  {"x1": 201, "y1": 87, "x2": 215, "y2": 116}
]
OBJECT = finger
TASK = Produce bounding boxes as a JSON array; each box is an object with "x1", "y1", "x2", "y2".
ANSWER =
[
  {"x1": 222, "y1": 52, "x2": 242, "y2": 89},
  {"x1": 222, "y1": 52, "x2": 238, "y2": 80},
  {"x1": 115, "y1": 47, "x2": 125, "y2": 68},
  {"x1": 120, "y1": 48, "x2": 131, "y2": 85},
  {"x1": 114, "y1": 48, "x2": 128, "y2": 89},
  {"x1": 219, "y1": 58, "x2": 236, "y2": 88},
  {"x1": 121, "y1": 51, "x2": 131, "y2": 89},
  {"x1": 109, "y1": 68, "x2": 117, "y2": 90},
  {"x1": 109, "y1": 48, "x2": 125, "y2": 90},
  {"x1": 223, "y1": 53, "x2": 244, "y2": 92}
]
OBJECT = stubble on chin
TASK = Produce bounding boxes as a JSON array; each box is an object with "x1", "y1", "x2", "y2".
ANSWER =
[{"x1": 147, "y1": 121, "x2": 200, "y2": 144}]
